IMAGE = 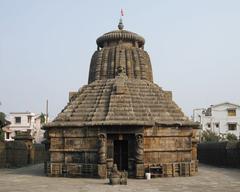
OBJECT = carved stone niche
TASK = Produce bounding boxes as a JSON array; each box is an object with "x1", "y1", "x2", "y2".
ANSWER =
[
  {"x1": 116, "y1": 66, "x2": 126, "y2": 77},
  {"x1": 114, "y1": 66, "x2": 128, "y2": 95},
  {"x1": 98, "y1": 133, "x2": 107, "y2": 164}
]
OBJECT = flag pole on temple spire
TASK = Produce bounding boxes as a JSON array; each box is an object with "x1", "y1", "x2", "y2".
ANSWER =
[{"x1": 118, "y1": 8, "x2": 124, "y2": 30}]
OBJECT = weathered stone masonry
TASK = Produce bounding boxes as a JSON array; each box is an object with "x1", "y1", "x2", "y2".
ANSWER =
[{"x1": 43, "y1": 20, "x2": 199, "y2": 178}]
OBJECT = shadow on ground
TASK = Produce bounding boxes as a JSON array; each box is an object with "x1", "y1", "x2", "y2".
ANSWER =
[{"x1": 1, "y1": 163, "x2": 45, "y2": 177}]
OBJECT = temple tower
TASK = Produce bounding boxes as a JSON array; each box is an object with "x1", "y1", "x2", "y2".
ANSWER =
[{"x1": 43, "y1": 20, "x2": 199, "y2": 178}]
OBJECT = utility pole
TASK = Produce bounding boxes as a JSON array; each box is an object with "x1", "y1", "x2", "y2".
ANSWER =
[{"x1": 46, "y1": 99, "x2": 48, "y2": 123}]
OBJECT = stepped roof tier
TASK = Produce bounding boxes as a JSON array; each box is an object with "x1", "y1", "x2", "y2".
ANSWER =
[{"x1": 45, "y1": 20, "x2": 197, "y2": 129}]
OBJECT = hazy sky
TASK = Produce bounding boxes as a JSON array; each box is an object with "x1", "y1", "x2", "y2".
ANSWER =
[{"x1": 0, "y1": 0, "x2": 240, "y2": 118}]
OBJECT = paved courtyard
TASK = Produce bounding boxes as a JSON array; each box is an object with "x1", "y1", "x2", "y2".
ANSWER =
[{"x1": 0, "y1": 164, "x2": 239, "y2": 192}]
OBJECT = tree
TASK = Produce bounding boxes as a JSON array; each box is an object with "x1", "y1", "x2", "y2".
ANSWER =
[
  {"x1": 225, "y1": 133, "x2": 238, "y2": 141},
  {"x1": 40, "y1": 113, "x2": 46, "y2": 124},
  {"x1": 0, "y1": 112, "x2": 7, "y2": 141},
  {"x1": 0, "y1": 128, "x2": 3, "y2": 141},
  {"x1": 0, "y1": 112, "x2": 6, "y2": 128},
  {"x1": 201, "y1": 130, "x2": 221, "y2": 142}
]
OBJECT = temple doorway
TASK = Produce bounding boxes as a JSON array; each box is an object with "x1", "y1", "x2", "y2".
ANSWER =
[{"x1": 114, "y1": 140, "x2": 128, "y2": 171}]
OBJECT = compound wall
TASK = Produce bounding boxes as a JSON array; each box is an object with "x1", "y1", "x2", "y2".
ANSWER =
[
  {"x1": 198, "y1": 142, "x2": 240, "y2": 168},
  {"x1": 0, "y1": 141, "x2": 46, "y2": 168}
]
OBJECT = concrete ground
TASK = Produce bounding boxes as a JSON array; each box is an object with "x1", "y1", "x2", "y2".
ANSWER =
[{"x1": 0, "y1": 164, "x2": 239, "y2": 192}]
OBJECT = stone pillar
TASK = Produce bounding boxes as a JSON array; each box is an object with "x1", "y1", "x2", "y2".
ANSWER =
[
  {"x1": 98, "y1": 133, "x2": 106, "y2": 164},
  {"x1": 98, "y1": 133, "x2": 107, "y2": 178},
  {"x1": 135, "y1": 133, "x2": 144, "y2": 178},
  {"x1": 135, "y1": 133, "x2": 144, "y2": 164}
]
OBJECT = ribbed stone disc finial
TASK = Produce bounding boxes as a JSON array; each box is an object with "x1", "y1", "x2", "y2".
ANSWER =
[{"x1": 118, "y1": 18, "x2": 124, "y2": 30}]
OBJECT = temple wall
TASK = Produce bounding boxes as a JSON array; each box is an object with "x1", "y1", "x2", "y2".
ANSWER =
[
  {"x1": 47, "y1": 127, "x2": 100, "y2": 177},
  {"x1": 143, "y1": 126, "x2": 198, "y2": 177},
  {"x1": 46, "y1": 126, "x2": 198, "y2": 178}
]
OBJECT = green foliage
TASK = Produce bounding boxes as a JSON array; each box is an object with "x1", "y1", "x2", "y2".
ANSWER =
[
  {"x1": 201, "y1": 130, "x2": 221, "y2": 142},
  {"x1": 40, "y1": 113, "x2": 46, "y2": 124},
  {"x1": 0, "y1": 112, "x2": 6, "y2": 141},
  {"x1": 226, "y1": 133, "x2": 238, "y2": 141},
  {"x1": 0, "y1": 112, "x2": 6, "y2": 128},
  {"x1": 0, "y1": 129, "x2": 4, "y2": 141}
]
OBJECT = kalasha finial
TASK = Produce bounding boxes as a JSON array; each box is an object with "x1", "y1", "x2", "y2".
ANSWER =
[
  {"x1": 118, "y1": 9, "x2": 124, "y2": 30},
  {"x1": 118, "y1": 18, "x2": 124, "y2": 30}
]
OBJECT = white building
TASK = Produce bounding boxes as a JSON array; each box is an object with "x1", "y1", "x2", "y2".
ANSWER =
[
  {"x1": 2, "y1": 112, "x2": 46, "y2": 143},
  {"x1": 193, "y1": 102, "x2": 240, "y2": 139}
]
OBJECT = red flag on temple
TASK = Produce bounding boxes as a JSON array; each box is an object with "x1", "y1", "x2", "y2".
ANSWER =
[{"x1": 121, "y1": 9, "x2": 124, "y2": 16}]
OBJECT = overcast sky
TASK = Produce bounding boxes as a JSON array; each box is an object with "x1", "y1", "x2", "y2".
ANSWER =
[{"x1": 0, "y1": 0, "x2": 240, "y2": 118}]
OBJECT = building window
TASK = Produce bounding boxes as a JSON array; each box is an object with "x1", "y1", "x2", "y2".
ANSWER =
[
  {"x1": 6, "y1": 132, "x2": 10, "y2": 139},
  {"x1": 27, "y1": 116, "x2": 31, "y2": 123},
  {"x1": 15, "y1": 117, "x2": 21, "y2": 124},
  {"x1": 215, "y1": 123, "x2": 219, "y2": 128},
  {"x1": 205, "y1": 108, "x2": 212, "y2": 116},
  {"x1": 207, "y1": 123, "x2": 211, "y2": 128},
  {"x1": 228, "y1": 123, "x2": 237, "y2": 131},
  {"x1": 228, "y1": 109, "x2": 236, "y2": 116}
]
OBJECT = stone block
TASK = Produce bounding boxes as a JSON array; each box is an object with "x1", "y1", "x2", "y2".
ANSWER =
[
  {"x1": 136, "y1": 164, "x2": 144, "y2": 179},
  {"x1": 50, "y1": 163, "x2": 62, "y2": 176},
  {"x1": 98, "y1": 164, "x2": 107, "y2": 178}
]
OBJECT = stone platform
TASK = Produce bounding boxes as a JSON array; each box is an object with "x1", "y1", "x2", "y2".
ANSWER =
[{"x1": 0, "y1": 164, "x2": 239, "y2": 192}]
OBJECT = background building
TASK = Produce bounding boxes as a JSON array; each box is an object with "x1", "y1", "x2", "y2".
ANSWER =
[
  {"x1": 2, "y1": 112, "x2": 46, "y2": 143},
  {"x1": 193, "y1": 102, "x2": 240, "y2": 139}
]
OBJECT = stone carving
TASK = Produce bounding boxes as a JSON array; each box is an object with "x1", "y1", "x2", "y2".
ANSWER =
[
  {"x1": 135, "y1": 133, "x2": 144, "y2": 164},
  {"x1": 98, "y1": 133, "x2": 106, "y2": 164},
  {"x1": 109, "y1": 164, "x2": 127, "y2": 185},
  {"x1": 116, "y1": 66, "x2": 126, "y2": 77}
]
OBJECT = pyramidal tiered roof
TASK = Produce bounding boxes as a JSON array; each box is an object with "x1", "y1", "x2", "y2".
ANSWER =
[{"x1": 46, "y1": 20, "x2": 196, "y2": 128}]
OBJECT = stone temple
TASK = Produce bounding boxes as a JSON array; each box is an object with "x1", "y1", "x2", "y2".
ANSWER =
[{"x1": 43, "y1": 20, "x2": 199, "y2": 178}]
